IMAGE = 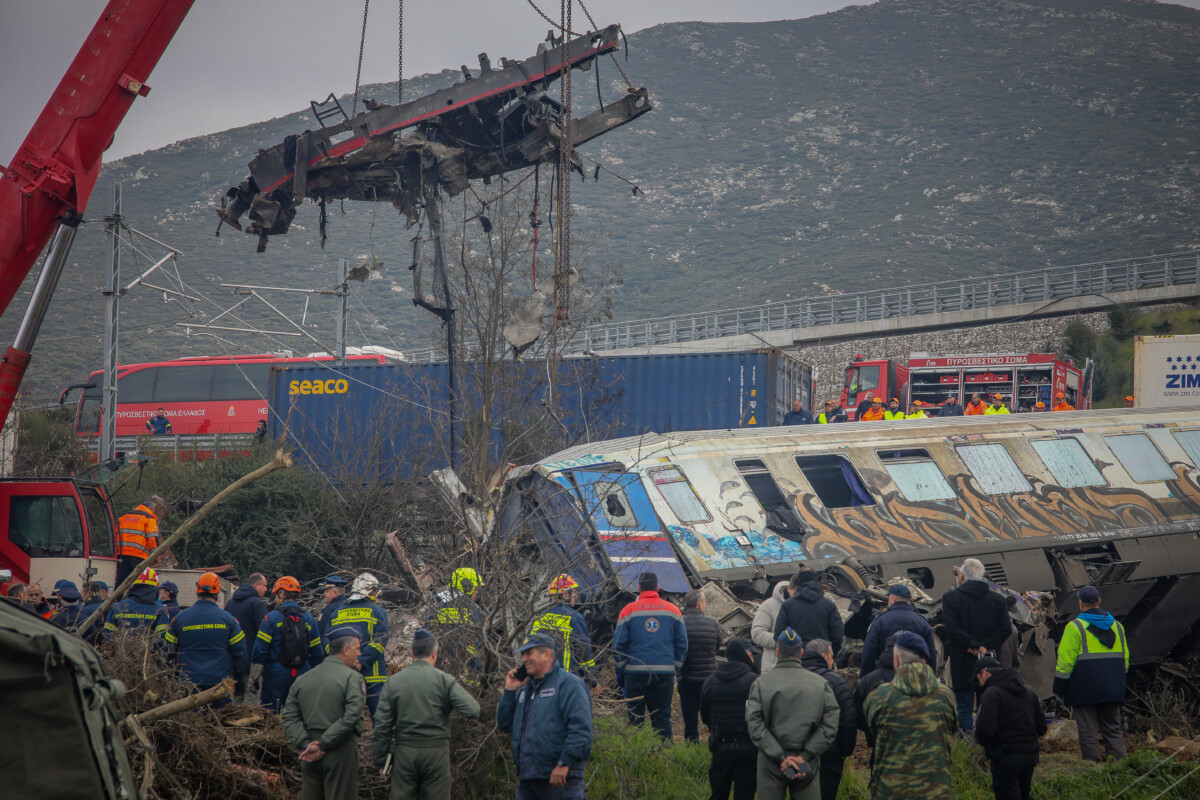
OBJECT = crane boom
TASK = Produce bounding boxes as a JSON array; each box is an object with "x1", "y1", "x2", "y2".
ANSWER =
[{"x1": 0, "y1": 0, "x2": 195, "y2": 426}]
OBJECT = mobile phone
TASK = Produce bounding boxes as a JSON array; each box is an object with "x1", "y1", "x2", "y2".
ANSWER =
[{"x1": 514, "y1": 664, "x2": 529, "y2": 680}]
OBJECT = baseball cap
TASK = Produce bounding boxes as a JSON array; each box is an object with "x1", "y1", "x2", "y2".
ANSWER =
[
  {"x1": 94, "y1": 581, "x2": 109, "y2": 592},
  {"x1": 1124, "y1": 396, "x2": 1135, "y2": 402},
  {"x1": 973, "y1": 656, "x2": 1003, "y2": 677},
  {"x1": 894, "y1": 631, "x2": 930, "y2": 660},
  {"x1": 1055, "y1": 391, "x2": 1066, "y2": 399},
  {"x1": 159, "y1": 580, "x2": 179, "y2": 596},
  {"x1": 912, "y1": 400, "x2": 924, "y2": 407},
  {"x1": 872, "y1": 397, "x2": 883, "y2": 404},
  {"x1": 516, "y1": 633, "x2": 556, "y2": 654},
  {"x1": 1076, "y1": 585, "x2": 1101, "y2": 604},
  {"x1": 777, "y1": 626, "x2": 803, "y2": 647},
  {"x1": 888, "y1": 584, "x2": 912, "y2": 600},
  {"x1": 1034, "y1": 401, "x2": 1045, "y2": 408}
]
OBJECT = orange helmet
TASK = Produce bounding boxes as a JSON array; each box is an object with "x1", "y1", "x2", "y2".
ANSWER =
[
  {"x1": 133, "y1": 568, "x2": 159, "y2": 587},
  {"x1": 548, "y1": 574, "x2": 580, "y2": 595},
  {"x1": 1055, "y1": 392, "x2": 1065, "y2": 399},
  {"x1": 273, "y1": 576, "x2": 301, "y2": 594},
  {"x1": 196, "y1": 572, "x2": 221, "y2": 594},
  {"x1": 1035, "y1": 401, "x2": 1046, "y2": 409}
]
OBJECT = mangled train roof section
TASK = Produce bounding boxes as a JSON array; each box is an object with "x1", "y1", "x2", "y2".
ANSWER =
[{"x1": 216, "y1": 24, "x2": 651, "y2": 249}]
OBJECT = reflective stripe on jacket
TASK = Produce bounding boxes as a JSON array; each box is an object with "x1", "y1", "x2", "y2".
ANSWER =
[
  {"x1": 117, "y1": 505, "x2": 158, "y2": 559},
  {"x1": 327, "y1": 599, "x2": 389, "y2": 684},
  {"x1": 252, "y1": 600, "x2": 324, "y2": 675},
  {"x1": 532, "y1": 603, "x2": 596, "y2": 680},
  {"x1": 1053, "y1": 615, "x2": 1128, "y2": 706},
  {"x1": 165, "y1": 597, "x2": 248, "y2": 686},
  {"x1": 984, "y1": 406, "x2": 1010, "y2": 415},
  {"x1": 613, "y1": 590, "x2": 687, "y2": 679}
]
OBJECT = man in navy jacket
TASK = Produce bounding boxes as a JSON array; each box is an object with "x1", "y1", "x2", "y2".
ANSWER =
[
  {"x1": 498, "y1": 634, "x2": 594, "y2": 800},
  {"x1": 613, "y1": 572, "x2": 688, "y2": 739},
  {"x1": 165, "y1": 572, "x2": 247, "y2": 706},
  {"x1": 860, "y1": 584, "x2": 937, "y2": 672}
]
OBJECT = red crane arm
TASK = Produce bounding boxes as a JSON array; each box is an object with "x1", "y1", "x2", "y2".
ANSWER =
[{"x1": 0, "y1": 0, "x2": 195, "y2": 316}]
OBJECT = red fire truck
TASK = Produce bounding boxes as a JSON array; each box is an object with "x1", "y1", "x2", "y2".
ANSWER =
[{"x1": 841, "y1": 353, "x2": 1092, "y2": 418}]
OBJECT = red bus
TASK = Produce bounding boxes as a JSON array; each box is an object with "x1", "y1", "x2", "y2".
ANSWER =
[{"x1": 62, "y1": 353, "x2": 390, "y2": 437}]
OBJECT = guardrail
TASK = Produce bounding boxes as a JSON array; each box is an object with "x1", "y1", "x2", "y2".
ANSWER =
[
  {"x1": 400, "y1": 251, "x2": 1200, "y2": 362},
  {"x1": 87, "y1": 433, "x2": 259, "y2": 458}
]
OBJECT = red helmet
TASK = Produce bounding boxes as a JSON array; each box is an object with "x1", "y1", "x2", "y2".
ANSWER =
[
  {"x1": 196, "y1": 572, "x2": 221, "y2": 594},
  {"x1": 133, "y1": 568, "x2": 159, "y2": 587},
  {"x1": 548, "y1": 574, "x2": 580, "y2": 596},
  {"x1": 273, "y1": 576, "x2": 301, "y2": 594}
]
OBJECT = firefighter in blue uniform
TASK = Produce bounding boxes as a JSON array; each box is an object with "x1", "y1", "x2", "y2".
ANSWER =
[
  {"x1": 326, "y1": 572, "x2": 390, "y2": 720},
  {"x1": 164, "y1": 571, "x2": 247, "y2": 706},
  {"x1": 430, "y1": 567, "x2": 484, "y2": 669},
  {"x1": 103, "y1": 568, "x2": 169, "y2": 640},
  {"x1": 531, "y1": 574, "x2": 597, "y2": 688},
  {"x1": 252, "y1": 575, "x2": 324, "y2": 711},
  {"x1": 317, "y1": 574, "x2": 350, "y2": 644},
  {"x1": 159, "y1": 580, "x2": 182, "y2": 623}
]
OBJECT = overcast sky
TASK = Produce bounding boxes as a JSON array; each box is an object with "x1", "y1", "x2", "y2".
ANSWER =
[{"x1": 1, "y1": 0, "x2": 877, "y2": 163}]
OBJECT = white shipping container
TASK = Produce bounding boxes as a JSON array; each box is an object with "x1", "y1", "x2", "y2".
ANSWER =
[{"x1": 1133, "y1": 335, "x2": 1200, "y2": 408}]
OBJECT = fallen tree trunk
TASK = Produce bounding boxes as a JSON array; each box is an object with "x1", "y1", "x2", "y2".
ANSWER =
[
  {"x1": 79, "y1": 449, "x2": 293, "y2": 635},
  {"x1": 129, "y1": 678, "x2": 235, "y2": 728}
]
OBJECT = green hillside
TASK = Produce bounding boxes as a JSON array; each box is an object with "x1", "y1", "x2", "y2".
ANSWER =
[{"x1": 11, "y1": 0, "x2": 1200, "y2": 401}]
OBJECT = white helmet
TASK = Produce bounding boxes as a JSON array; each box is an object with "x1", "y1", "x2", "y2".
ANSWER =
[{"x1": 349, "y1": 572, "x2": 379, "y2": 601}]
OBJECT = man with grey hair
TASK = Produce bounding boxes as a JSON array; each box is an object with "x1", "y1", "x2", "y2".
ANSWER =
[
  {"x1": 799, "y1": 640, "x2": 857, "y2": 800},
  {"x1": 374, "y1": 629, "x2": 480, "y2": 800},
  {"x1": 941, "y1": 558, "x2": 1010, "y2": 733},
  {"x1": 864, "y1": 632, "x2": 956, "y2": 799},
  {"x1": 282, "y1": 627, "x2": 367, "y2": 800},
  {"x1": 747, "y1": 627, "x2": 839, "y2": 800}
]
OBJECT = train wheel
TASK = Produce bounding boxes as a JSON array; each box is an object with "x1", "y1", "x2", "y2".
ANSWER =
[{"x1": 820, "y1": 563, "x2": 867, "y2": 595}]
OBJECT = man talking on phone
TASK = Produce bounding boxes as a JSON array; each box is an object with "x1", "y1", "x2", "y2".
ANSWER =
[{"x1": 497, "y1": 633, "x2": 594, "y2": 799}]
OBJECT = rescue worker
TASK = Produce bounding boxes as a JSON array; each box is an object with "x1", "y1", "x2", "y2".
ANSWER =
[
  {"x1": 431, "y1": 566, "x2": 483, "y2": 670},
  {"x1": 282, "y1": 627, "x2": 366, "y2": 800},
  {"x1": 104, "y1": 568, "x2": 168, "y2": 639},
  {"x1": 613, "y1": 571, "x2": 688, "y2": 739},
  {"x1": 50, "y1": 581, "x2": 84, "y2": 630},
  {"x1": 861, "y1": 397, "x2": 886, "y2": 422},
  {"x1": 1032, "y1": 401, "x2": 1047, "y2": 413},
  {"x1": 863, "y1": 633, "x2": 957, "y2": 800},
  {"x1": 701, "y1": 638, "x2": 761, "y2": 800},
  {"x1": 145, "y1": 407, "x2": 173, "y2": 435},
  {"x1": 498, "y1": 633, "x2": 595, "y2": 800},
  {"x1": 372, "y1": 630, "x2": 481, "y2": 800},
  {"x1": 938, "y1": 393, "x2": 964, "y2": 417},
  {"x1": 859, "y1": 584, "x2": 936, "y2": 673},
  {"x1": 164, "y1": 572, "x2": 247, "y2": 704},
  {"x1": 884, "y1": 398, "x2": 905, "y2": 420},
  {"x1": 965, "y1": 393, "x2": 988, "y2": 415},
  {"x1": 907, "y1": 400, "x2": 929, "y2": 419},
  {"x1": 746, "y1": 627, "x2": 840, "y2": 800},
  {"x1": 116, "y1": 495, "x2": 167, "y2": 585},
  {"x1": 1052, "y1": 391, "x2": 1075, "y2": 412},
  {"x1": 1124, "y1": 395, "x2": 1135, "y2": 408},
  {"x1": 817, "y1": 400, "x2": 847, "y2": 424},
  {"x1": 985, "y1": 395, "x2": 1011, "y2": 415},
  {"x1": 317, "y1": 574, "x2": 350, "y2": 642},
  {"x1": 783, "y1": 399, "x2": 814, "y2": 425},
  {"x1": 78, "y1": 581, "x2": 106, "y2": 642},
  {"x1": 159, "y1": 580, "x2": 182, "y2": 622},
  {"x1": 531, "y1": 574, "x2": 597, "y2": 687},
  {"x1": 1053, "y1": 585, "x2": 1129, "y2": 762},
  {"x1": 326, "y1": 572, "x2": 389, "y2": 720},
  {"x1": 252, "y1": 576, "x2": 324, "y2": 712},
  {"x1": 974, "y1": 656, "x2": 1046, "y2": 800}
]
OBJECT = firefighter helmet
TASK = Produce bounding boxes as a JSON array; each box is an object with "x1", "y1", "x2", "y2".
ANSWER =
[
  {"x1": 349, "y1": 572, "x2": 379, "y2": 600},
  {"x1": 133, "y1": 568, "x2": 159, "y2": 587},
  {"x1": 196, "y1": 572, "x2": 221, "y2": 594},
  {"x1": 451, "y1": 567, "x2": 481, "y2": 595},
  {"x1": 273, "y1": 576, "x2": 301, "y2": 594},
  {"x1": 548, "y1": 574, "x2": 580, "y2": 596}
]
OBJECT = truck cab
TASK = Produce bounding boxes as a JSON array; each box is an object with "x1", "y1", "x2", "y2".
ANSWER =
[
  {"x1": 841, "y1": 356, "x2": 908, "y2": 420},
  {"x1": 0, "y1": 478, "x2": 119, "y2": 593}
]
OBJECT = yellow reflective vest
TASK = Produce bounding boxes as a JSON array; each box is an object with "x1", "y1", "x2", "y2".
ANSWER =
[
  {"x1": 883, "y1": 410, "x2": 906, "y2": 420},
  {"x1": 1053, "y1": 613, "x2": 1128, "y2": 706},
  {"x1": 984, "y1": 405, "x2": 1010, "y2": 415}
]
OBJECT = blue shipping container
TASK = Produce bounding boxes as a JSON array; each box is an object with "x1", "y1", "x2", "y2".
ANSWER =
[{"x1": 269, "y1": 350, "x2": 811, "y2": 480}]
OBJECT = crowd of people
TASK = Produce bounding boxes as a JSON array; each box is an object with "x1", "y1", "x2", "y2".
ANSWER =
[
  {"x1": 5, "y1": 556, "x2": 1129, "y2": 800},
  {"x1": 783, "y1": 389, "x2": 1115, "y2": 426}
]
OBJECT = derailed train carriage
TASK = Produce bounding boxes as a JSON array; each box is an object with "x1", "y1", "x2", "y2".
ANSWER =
[{"x1": 490, "y1": 407, "x2": 1200, "y2": 694}]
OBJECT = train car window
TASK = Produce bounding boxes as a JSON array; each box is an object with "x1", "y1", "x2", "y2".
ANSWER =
[
  {"x1": 792, "y1": 455, "x2": 876, "y2": 508},
  {"x1": 877, "y1": 449, "x2": 956, "y2": 501},
  {"x1": 1031, "y1": 438, "x2": 1106, "y2": 488},
  {"x1": 593, "y1": 480, "x2": 639, "y2": 529},
  {"x1": 734, "y1": 459, "x2": 807, "y2": 538},
  {"x1": 153, "y1": 365, "x2": 215, "y2": 403},
  {"x1": 8, "y1": 496, "x2": 85, "y2": 557},
  {"x1": 648, "y1": 465, "x2": 710, "y2": 523},
  {"x1": 211, "y1": 364, "x2": 271, "y2": 401},
  {"x1": 1104, "y1": 434, "x2": 1176, "y2": 482},
  {"x1": 80, "y1": 489, "x2": 114, "y2": 557},
  {"x1": 956, "y1": 444, "x2": 1032, "y2": 495},
  {"x1": 116, "y1": 368, "x2": 157, "y2": 403},
  {"x1": 1170, "y1": 429, "x2": 1200, "y2": 468}
]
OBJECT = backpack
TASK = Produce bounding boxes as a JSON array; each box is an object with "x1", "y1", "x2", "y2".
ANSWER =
[{"x1": 277, "y1": 609, "x2": 310, "y2": 670}]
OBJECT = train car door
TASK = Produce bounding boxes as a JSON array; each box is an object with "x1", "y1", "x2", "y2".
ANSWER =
[{"x1": 569, "y1": 471, "x2": 690, "y2": 593}]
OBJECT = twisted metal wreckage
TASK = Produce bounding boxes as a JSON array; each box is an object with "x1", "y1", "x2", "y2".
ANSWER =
[{"x1": 214, "y1": 24, "x2": 650, "y2": 255}]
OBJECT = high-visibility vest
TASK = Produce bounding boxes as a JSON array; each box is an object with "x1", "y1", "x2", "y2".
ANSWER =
[
  {"x1": 861, "y1": 407, "x2": 886, "y2": 421},
  {"x1": 964, "y1": 402, "x2": 988, "y2": 416},
  {"x1": 908, "y1": 410, "x2": 928, "y2": 419},
  {"x1": 984, "y1": 405, "x2": 1010, "y2": 415},
  {"x1": 1053, "y1": 403, "x2": 1075, "y2": 412},
  {"x1": 117, "y1": 505, "x2": 159, "y2": 560},
  {"x1": 884, "y1": 410, "x2": 906, "y2": 420}
]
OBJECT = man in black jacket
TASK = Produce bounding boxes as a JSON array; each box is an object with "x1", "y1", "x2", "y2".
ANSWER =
[
  {"x1": 974, "y1": 656, "x2": 1046, "y2": 800},
  {"x1": 938, "y1": 394, "x2": 965, "y2": 417},
  {"x1": 773, "y1": 567, "x2": 844, "y2": 656},
  {"x1": 801, "y1": 639, "x2": 857, "y2": 800},
  {"x1": 855, "y1": 635, "x2": 897, "y2": 749},
  {"x1": 700, "y1": 638, "x2": 761, "y2": 800},
  {"x1": 225, "y1": 572, "x2": 269, "y2": 702},
  {"x1": 941, "y1": 559, "x2": 1011, "y2": 733},
  {"x1": 680, "y1": 589, "x2": 722, "y2": 742}
]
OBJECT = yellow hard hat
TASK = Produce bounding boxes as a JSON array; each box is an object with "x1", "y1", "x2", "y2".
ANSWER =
[
  {"x1": 133, "y1": 568, "x2": 159, "y2": 587},
  {"x1": 451, "y1": 567, "x2": 481, "y2": 595}
]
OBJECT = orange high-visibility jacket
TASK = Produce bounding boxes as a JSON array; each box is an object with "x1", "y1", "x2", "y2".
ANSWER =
[
  {"x1": 117, "y1": 505, "x2": 159, "y2": 560},
  {"x1": 964, "y1": 401, "x2": 988, "y2": 416},
  {"x1": 861, "y1": 407, "x2": 886, "y2": 421},
  {"x1": 1052, "y1": 402, "x2": 1076, "y2": 412}
]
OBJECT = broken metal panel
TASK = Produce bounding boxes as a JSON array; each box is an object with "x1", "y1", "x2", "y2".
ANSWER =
[{"x1": 1125, "y1": 575, "x2": 1200, "y2": 662}]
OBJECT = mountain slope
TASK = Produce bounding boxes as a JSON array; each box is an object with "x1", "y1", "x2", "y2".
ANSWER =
[{"x1": 11, "y1": 0, "x2": 1200, "y2": 401}]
